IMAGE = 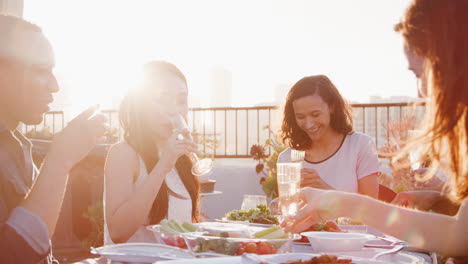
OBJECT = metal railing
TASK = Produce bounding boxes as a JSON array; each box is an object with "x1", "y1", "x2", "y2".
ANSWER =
[
  {"x1": 21, "y1": 111, "x2": 65, "y2": 137},
  {"x1": 24, "y1": 102, "x2": 426, "y2": 158}
]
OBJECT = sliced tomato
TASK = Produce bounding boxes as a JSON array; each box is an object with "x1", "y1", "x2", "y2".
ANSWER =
[{"x1": 244, "y1": 242, "x2": 257, "y2": 253}]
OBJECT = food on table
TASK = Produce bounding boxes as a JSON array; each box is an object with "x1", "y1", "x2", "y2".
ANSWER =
[
  {"x1": 182, "y1": 223, "x2": 297, "y2": 256},
  {"x1": 160, "y1": 219, "x2": 197, "y2": 233},
  {"x1": 275, "y1": 254, "x2": 353, "y2": 264},
  {"x1": 198, "y1": 222, "x2": 250, "y2": 238},
  {"x1": 225, "y1": 205, "x2": 279, "y2": 225},
  {"x1": 254, "y1": 226, "x2": 289, "y2": 239},
  {"x1": 335, "y1": 217, "x2": 363, "y2": 225},
  {"x1": 295, "y1": 221, "x2": 343, "y2": 243},
  {"x1": 156, "y1": 219, "x2": 197, "y2": 248}
]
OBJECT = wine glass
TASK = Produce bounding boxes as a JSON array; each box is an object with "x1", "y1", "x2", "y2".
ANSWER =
[
  {"x1": 170, "y1": 114, "x2": 213, "y2": 176},
  {"x1": 276, "y1": 163, "x2": 301, "y2": 217}
]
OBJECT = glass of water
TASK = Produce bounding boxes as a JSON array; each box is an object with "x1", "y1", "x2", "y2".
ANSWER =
[
  {"x1": 291, "y1": 149, "x2": 305, "y2": 163},
  {"x1": 276, "y1": 163, "x2": 301, "y2": 217},
  {"x1": 170, "y1": 114, "x2": 213, "y2": 176}
]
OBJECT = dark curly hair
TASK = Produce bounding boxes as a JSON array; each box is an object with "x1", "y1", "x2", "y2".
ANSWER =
[{"x1": 280, "y1": 75, "x2": 353, "y2": 150}]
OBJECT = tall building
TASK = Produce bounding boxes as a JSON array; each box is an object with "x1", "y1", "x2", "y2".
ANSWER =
[
  {"x1": 0, "y1": 0, "x2": 23, "y2": 17},
  {"x1": 210, "y1": 66, "x2": 232, "y2": 107}
]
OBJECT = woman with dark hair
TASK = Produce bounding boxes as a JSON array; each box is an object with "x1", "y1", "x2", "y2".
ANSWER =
[
  {"x1": 286, "y1": 0, "x2": 468, "y2": 257},
  {"x1": 103, "y1": 61, "x2": 200, "y2": 244},
  {"x1": 278, "y1": 75, "x2": 379, "y2": 198}
]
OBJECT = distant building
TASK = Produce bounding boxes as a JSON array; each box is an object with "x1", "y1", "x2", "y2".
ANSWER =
[{"x1": 0, "y1": 0, "x2": 23, "y2": 17}]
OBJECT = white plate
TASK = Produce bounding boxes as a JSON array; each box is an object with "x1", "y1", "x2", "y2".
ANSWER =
[
  {"x1": 154, "y1": 252, "x2": 421, "y2": 264},
  {"x1": 293, "y1": 241, "x2": 311, "y2": 246},
  {"x1": 217, "y1": 218, "x2": 276, "y2": 227},
  {"x1": 336, "y1": 248, "x2": 426, "y2": 264},
  {"x1": 91, "y1": 242, "x2": 194, "y2": 263},
  {"x1": 154, "y1": 253, "x2": 359, "y2": 264}
]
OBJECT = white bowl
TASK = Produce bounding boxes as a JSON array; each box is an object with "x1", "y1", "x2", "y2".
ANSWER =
[{"x1": 301, "y1": 231, "x2": 373, "y2": 252}]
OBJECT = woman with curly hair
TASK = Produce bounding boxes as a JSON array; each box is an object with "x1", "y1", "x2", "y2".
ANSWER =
[
  {"x1": 287, "y1": 0, "x2": 468, "y2": 257},
  {"x1": 278, "y1": 75, "x2": 379, "y2": 198}
]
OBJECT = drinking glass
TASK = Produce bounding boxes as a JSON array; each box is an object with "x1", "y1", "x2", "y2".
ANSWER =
[
  {"x1": 276, "y1": 163, "x2": 301, "y2": 217},
  {"x1": 241, "y1": 194, "x2": 267, "y2": 210},
  {"x1": 290, "y1": 149, "x2": 305, "y2": 163},
  {"x1": 170, "y1": 114, "x2": 213, "y2": 176}
]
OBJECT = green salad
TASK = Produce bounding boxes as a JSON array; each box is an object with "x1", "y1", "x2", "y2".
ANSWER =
[{"x1": 225, "y1": 205, "x2": 279, "y2": 225}]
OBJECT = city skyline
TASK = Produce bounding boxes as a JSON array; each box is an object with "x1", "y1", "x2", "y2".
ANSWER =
[{"x1": 24, "y1": 0, "x2": 418, "y2": 118}]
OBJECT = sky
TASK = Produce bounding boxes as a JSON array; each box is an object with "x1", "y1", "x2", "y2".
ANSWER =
[{"x1": 23, "y1": 0, "x2": 417, "y2": 116}]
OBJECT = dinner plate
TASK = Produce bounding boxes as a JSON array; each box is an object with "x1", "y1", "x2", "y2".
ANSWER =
[
  {"x1": 154, "y1": 253, "x2": 355, "y2": 264},
  {"x1": 216, "y1": 218, "x2": 276, "y2": 228},
  {"x1": 154, "y1": 252, "x2": 421, "y2": 264},
  {"x1": 336, "y1": 248, "x2": 426, "y2": 264},
  {"x1": 91, "y1": 242, "x2": 194, "y2": 263}
]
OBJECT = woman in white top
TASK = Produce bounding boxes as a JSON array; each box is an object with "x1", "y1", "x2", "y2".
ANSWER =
[
  {"x1": 278, "y1": 75, "x2": 379, "y2": 198},
  {"x1": 104, "y1": 61, "x2": 200, "y2": 244}
]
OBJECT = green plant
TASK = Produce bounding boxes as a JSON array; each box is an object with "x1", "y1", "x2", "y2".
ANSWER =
[
  {"x1": 80, "y1": 201, "x2": 104, "y2": 249},
  {"x1": 250, "y1": 126, "x2": 287, "y2": 199},
  {"x1": 379, "y1": 113, "x2": 418, "y2": 193}
]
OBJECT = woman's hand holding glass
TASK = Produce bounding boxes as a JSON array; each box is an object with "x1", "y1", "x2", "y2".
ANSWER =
[
  {"x1": 170, "y1": 114, "x2": 213, "y2": 176},
  {"x1": 159, "y1": 130, "x2": 198, "y2": 172}
]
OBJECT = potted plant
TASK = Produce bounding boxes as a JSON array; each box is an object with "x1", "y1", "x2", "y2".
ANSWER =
[{"x1": 250, "y1": 127, "x2": 287, "y2": 199}]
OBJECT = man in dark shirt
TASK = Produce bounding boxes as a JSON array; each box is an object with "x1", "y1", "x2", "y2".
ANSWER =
[{"x1": 0, "y1": 15, "x2": 107, "y2": 264}]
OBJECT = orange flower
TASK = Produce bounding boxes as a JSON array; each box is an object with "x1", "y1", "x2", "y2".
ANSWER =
[{"x1": 250, "y1": 144, "x2": 266, "y2": 161}]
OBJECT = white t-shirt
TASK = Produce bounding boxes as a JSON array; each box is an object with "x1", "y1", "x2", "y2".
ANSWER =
[{"x1": 277, "y1": 132, "x2": 380, "y2": 193}]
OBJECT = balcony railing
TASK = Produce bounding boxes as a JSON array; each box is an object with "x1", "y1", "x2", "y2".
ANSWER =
[
  {"x1": 21, "y1": 111, "x2": 65, "y2": 138},
  {"x1": 25, "y1": 102, "x2": 426, "y2": 158}
]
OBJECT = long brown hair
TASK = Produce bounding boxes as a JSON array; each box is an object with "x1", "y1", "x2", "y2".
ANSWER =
[
  {"x1": 396, "y1": 0, "x2": 468, "y2": 201},
  {"x1": 119, "y1": 61, "x2": 200, "y2": 223},
  {"x1": 281, "y1": 75, "x2": 353, "y2": 149}
]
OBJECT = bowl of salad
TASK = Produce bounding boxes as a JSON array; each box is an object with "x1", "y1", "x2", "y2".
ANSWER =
[
  {"x1": 180, "y1": 224, "x2": 300, "y2": 256},
  {"x1": 224, "y1": 205, "x2": 279, "y2": 226}
]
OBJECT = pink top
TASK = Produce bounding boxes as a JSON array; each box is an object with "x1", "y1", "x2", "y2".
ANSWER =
[{"x1": 278, "y1": 132, "x2": 380, "y2": 193}]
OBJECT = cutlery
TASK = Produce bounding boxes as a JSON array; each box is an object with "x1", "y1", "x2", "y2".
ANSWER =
[{"x1": 371, "y1": 244, "x2": 405, "y2": 261}]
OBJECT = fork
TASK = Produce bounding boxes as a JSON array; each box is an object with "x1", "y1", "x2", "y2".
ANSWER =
[{"x1": 371, "y1": 244, "x2": 405, "y2": 261}]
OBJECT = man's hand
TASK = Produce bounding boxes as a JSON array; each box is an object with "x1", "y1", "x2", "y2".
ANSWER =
[{"x1": 49, "y1": 105, "x2": 108, "y2": 169}]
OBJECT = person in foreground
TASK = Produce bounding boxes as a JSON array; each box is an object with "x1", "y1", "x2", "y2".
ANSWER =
[
  {"x1": 278, "y1": 75, "x2": 379, "y2": 198},
  {"x1": 104, "y1": 61, "x2": 200, "y2": 244},
  {"x1": 0, "y1": 15, "x2": 107, "y2": 264},
  {"x1": 285, "y1": 0, "x2": 468, "y2": 257}
]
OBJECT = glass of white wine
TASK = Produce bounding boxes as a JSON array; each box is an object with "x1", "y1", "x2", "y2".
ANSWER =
[
  {"x1": 170, "y1": 114, "x2": 213, "y2": 176},
  {"x1": 276, "y1": 163, "x2": 301, "y2": 217}
]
